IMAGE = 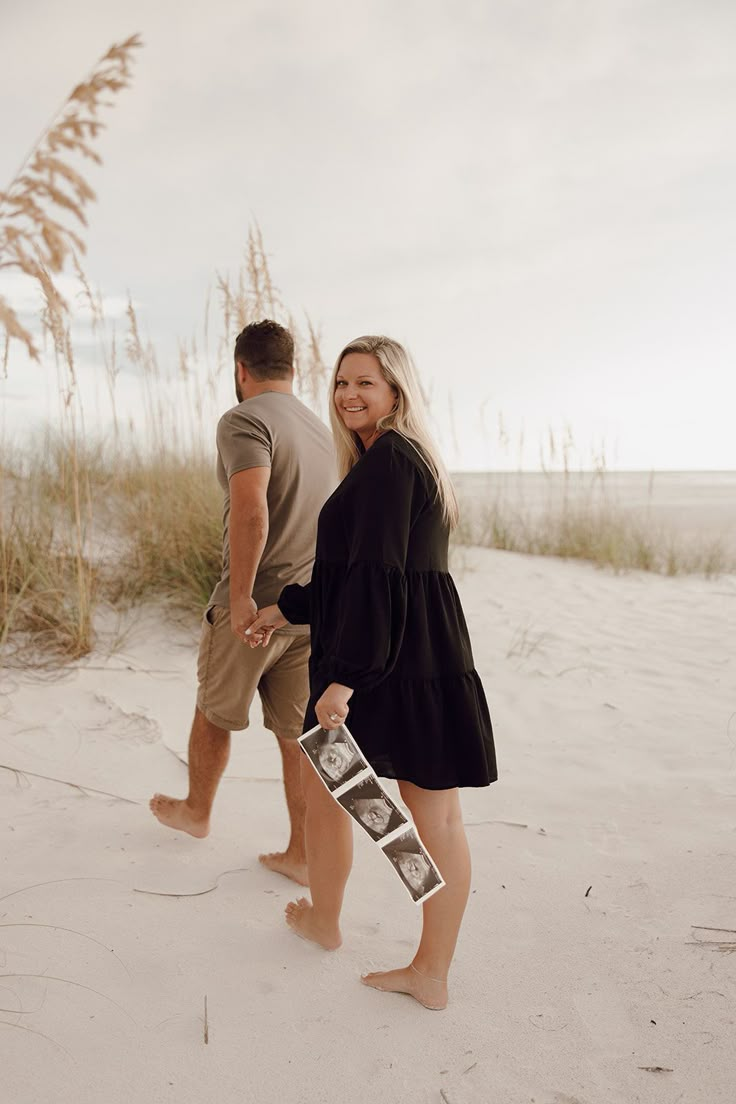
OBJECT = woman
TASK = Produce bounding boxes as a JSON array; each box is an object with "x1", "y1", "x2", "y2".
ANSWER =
[{"x1": 246, "y1": 335, "x2": 496, "y2": 1011}]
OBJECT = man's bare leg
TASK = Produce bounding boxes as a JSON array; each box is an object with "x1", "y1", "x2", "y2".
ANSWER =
[
  {"x1": 150, "y1": 706, "x2": 230, "y2": 837},
  {"x1": 259, "y1": 735, "x2": 308, "y2": 886}
]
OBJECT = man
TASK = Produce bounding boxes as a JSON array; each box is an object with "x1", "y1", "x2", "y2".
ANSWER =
[{"x1": 150, "y1": 320, "x2": 335, "y2": 886}]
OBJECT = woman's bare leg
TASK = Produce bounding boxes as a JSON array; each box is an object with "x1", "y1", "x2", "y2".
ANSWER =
[
  {"x1": 285, "y1": 757, "x2": 353, "y2": 950},
  {"x1": 361, "y1": 782, "x2": 470, "y2": 1009}
]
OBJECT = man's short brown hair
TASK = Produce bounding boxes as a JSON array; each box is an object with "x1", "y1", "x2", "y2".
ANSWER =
[{"x1": 234, "y1": 320, "x2": 294, "y2": 381}]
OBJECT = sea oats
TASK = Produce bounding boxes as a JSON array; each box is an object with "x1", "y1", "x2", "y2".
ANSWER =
[{"x1": 0, "y1": 34, "x2": 142, "y2": 362}]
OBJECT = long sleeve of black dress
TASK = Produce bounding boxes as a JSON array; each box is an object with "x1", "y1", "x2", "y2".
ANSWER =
[
  {"x1": 278, "y1": 580, "x2": 311, "y2": 624},
  {"x1": 317, "y1": 444, "x2": 419, "y2": 692}
]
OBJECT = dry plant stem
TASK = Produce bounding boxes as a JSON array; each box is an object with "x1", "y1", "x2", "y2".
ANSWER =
[
  {"x1": 0, "y1": 1020, "x2": 73, "y2": 1059},
  {"x1": 0, "y1": 923, "x2": 130, "y2": 977},
  {"x1": 0, "y1": 974, "x2": 135, "y2": 1023},
  {"x1": 132, "y1": 868, "x2": 250, "y2": 898},
  {"x1": 0, "y1": 876, "x2": 121, "y2": 906},
  {"x1": 0, "y1": 763, "x2": 138, "y2": 803},
  {"x1": 0, "y1": 35, "x2": 142, "y2": 361},
  {"x1": 1, "y1": 38, "x2": 141, "y2": 662}
]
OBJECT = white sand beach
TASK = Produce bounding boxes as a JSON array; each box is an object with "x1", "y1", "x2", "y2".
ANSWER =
[{"x1": 2, "y1": 548, "x2": 735, "y2": 1104}]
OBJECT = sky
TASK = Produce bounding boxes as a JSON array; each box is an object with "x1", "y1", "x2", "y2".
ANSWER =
[{"x1": 1, "y1": 0, "x2": 735, "y2": 470}]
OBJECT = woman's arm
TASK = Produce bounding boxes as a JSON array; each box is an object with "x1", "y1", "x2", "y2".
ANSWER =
[
  {"x1": 320, "y1": 444, "x2": 418, "y2": 691},
  {"x1": 278, "y1": 580, "x2": 312, "y2": 625}
]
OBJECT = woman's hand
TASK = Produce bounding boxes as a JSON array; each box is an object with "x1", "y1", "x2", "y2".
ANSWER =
[
  {"x1": 315, "y1": 683, "x2": 354, "y2": 730},
  {"x1": 244, "y1": 604, "x2": 287, "y2": 647}
]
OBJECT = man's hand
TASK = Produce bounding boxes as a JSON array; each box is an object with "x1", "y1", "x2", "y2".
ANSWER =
[
  {"x1": 244, "y1": 603, "x2": 287, "y2": 647},
  {"x1": 231, "y1": 595, "x2": 258, "y2": 642},
  {"x1": 315, "y1": 683, "x2": 354, "y2": 730}
]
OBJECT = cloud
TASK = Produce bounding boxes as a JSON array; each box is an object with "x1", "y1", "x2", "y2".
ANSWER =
[{"x1": 2, "y1": 0, "x2": 735, "y2": 468}]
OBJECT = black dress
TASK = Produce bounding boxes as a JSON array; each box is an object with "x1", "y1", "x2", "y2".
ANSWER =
[{"x1": 278, "y1": 430, "x2": 497, "y2": 790}]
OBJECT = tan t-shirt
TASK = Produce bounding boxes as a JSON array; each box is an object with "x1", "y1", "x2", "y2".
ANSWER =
[{"x1": 209, "y1": 392, "x2": 335, "y2": 631}]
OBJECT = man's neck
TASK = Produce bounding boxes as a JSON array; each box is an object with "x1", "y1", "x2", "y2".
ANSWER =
[{"x1": 241, "y1": 380, "x2": 293, "y2": 401}]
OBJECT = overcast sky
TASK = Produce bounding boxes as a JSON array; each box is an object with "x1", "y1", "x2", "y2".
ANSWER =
[{"x1": 1, "y1": 0, "x2": 735, "y2": 470}]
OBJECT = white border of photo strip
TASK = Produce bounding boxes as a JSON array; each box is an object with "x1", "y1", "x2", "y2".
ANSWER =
[{"x1": 298, "y1": 722, "x2": 446, "y2": 905}]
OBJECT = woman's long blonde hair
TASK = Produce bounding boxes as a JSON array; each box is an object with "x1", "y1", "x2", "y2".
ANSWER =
[{"x1": 328, "y1": 335, "x2": 459, "y2": 528}]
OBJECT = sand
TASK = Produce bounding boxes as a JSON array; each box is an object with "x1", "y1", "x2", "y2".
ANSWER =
[{"x1": 2, "y1": 548, "x2": 735, "y2": 1104}]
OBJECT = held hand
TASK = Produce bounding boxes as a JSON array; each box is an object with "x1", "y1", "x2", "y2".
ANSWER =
[
  {"x1": 231, "y1": 596, "x2": 258, "y2": 642},
  {"x1": 244, "y1": 603, "x2": 287, "y2": 647},
  {"x1": 315, "y1": 683, "x2": 354, "y2": 730}
]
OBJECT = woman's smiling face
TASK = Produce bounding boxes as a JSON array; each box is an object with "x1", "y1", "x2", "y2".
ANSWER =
[{"x1": 334, "y1": 352, "x2": 397, "y2": 443}]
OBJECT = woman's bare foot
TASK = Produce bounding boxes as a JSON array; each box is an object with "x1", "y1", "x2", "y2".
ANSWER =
[
  {"x1": 149, "y1": 794, "x2": 209, "y2": 838},
  {"x1": 284, "y1": 897, "x2": 342, "y2": 950},
  {"x1": 360, "y1": 964, "x2": 448, "y2": 1011},
  {"x1": 259, "y1": 851, "x2": 309, "y2": 886}
]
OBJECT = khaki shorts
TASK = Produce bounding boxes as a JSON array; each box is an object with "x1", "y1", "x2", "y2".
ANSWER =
[{"x1": 196, "y1": 605, "x2": 310, "y2": 738}]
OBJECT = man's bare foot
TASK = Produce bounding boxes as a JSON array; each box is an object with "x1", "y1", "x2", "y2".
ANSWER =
[
  {"x1": 360, "y1": 964, "x2": 448, "y2": 1011},
  {"x1": 259, "y1": 851, "x2": 309, "y2": 886},
  {"x1": 149, "y1": 794, "x2": 209, "y2": 838},
  {"x1": 284, "y1": 897, "x2": 342, "y2": 950}
]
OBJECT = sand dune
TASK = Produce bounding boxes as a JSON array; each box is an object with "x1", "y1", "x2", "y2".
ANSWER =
[{"x1": 2, "y1": 549, "x2": 735, "y2": 1104}]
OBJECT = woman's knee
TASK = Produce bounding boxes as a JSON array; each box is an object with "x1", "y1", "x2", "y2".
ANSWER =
[
  {"x1": 303, "y1": 762, "x2": 349, "y2": 818},
  {"x1": 398, "y1": 780, "x2": 461, "y2": 832}
]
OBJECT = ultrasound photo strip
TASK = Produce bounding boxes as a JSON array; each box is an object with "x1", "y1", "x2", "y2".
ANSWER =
[
  {"x1": 298, "y1": 723, "x2": 372, "y2": 796},
  {"x1": 379, "y1": 825, "x2": 446, "y2": 905},
  {"x1": 336, "y1": 774, "x2": 409, "y2": 843},
  {"x1": 298, "y1": 723, "x2": 446, "y2": 904}
]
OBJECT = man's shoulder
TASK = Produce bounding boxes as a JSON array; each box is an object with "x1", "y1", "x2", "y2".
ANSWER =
[
  {"x1": 218, "y1": 402, "x2": 269, "y2": 434},
  {"x1": 218, "y1": 394, "x2": 332, "y2": 456},
  {"x1": 216, "y1": 405, "x2": 273, "y2": 466}
]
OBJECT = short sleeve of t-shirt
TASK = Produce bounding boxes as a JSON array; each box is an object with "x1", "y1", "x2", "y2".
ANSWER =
[{"x1": 217, "y1": 407, "x2": 273, "y2": 479}]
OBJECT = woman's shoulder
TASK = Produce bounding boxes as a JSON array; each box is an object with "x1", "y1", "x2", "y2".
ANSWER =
[
  {"x1": 367, "y1": 430, "x2": 431, "y2": 476},
  {"x1": 348, "y1": 432, "x2": 436, "y2": 511},
  {"x1": 380, "y1": 431, "x2": 436, "y2": 494}
]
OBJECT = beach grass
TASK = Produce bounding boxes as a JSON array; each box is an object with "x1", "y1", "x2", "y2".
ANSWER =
[
  {"x1": 0, "y1": 41, "x2": 732, "y2": 665},
  {"x1": 452, "y1": 493, "x2": 733, "y2": 577},
  {"x1": 4, "y1": 431, "x2": 732, "y2": 665}
]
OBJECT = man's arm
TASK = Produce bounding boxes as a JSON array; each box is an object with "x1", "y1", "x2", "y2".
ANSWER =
[{"x1": 229, "y1": 466, "x2": 270, "y2": 639}]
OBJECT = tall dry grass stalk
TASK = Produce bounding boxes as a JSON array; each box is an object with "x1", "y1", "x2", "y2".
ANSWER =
[
  {"x1": 0, "y1": 34, "x2": 142, "y2": 365},
  {"x1": 1, "y1": 35, "x2": 142, "y2": 663},
  {"x1": 1, "y1": 446, "x2": 98, "y2": 661}
]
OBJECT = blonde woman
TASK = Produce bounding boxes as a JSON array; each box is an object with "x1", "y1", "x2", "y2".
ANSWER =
[{"x1": 246, "y1": 336, "x2": 496, "y2": 1010}]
